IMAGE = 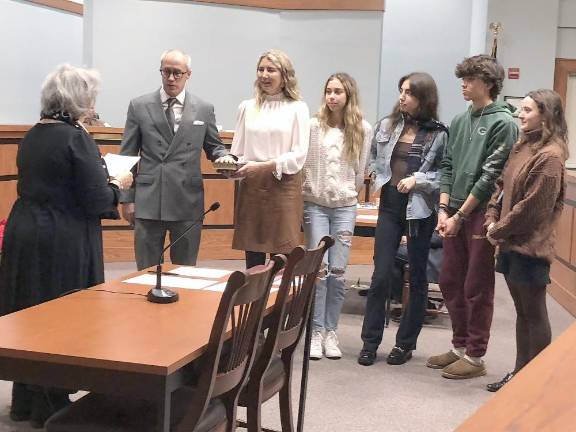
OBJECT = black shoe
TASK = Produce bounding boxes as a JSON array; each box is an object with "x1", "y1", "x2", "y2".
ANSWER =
[
  {"x1": 486, "y1": 372, "x2": 514, "y2": 392},
  {"x1": 386, "y1": 346, "x2": 413, "y2": 365},
  {"x1": 357, "y1": 350, "x2": 376, "y2": 366}
]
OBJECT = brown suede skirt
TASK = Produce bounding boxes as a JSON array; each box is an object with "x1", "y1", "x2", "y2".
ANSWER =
[{"x1": 232, "y1": 171, "x2": 303, "y2": 254}]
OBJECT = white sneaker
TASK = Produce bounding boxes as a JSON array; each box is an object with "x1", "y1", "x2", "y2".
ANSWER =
[
  {"x1": 310, "y1": 331, "x2": 323, "y2": 360},
  {"x1": 324, "y1": 331, "x2": 342, "y2": 359}
]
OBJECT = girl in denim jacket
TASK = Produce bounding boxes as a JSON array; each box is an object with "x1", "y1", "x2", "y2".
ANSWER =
[{"x1": 358, "y1": 72, "x2": 447, "y2": 366}]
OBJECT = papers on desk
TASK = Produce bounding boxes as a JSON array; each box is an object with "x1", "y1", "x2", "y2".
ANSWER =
[
  {"x1": 357, "y1": 202, "x2": 378, "y2": 209},
  {"x1": 169, "y1": 267, "x2": 232, "y2": 279},
  {"x1": 123, "y1": 274, "x2": 215, "y2": 290},
  {"x1": 203, "y1": 282, "x2": 228, "y2": 292},
  {"x1": 122, "y1": 267, "x2": 234, "y2": 291},
  {"x1": 122, "y1": 267, "x2": 280, "y2": 293},
  {"x1": 103, "y1": 153, "x2": 140, "y2": 177}
]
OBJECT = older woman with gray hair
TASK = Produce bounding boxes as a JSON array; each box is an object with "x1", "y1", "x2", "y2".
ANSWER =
[{"x1": 0, "y1": 64, "x2": 132, "y2": 428}]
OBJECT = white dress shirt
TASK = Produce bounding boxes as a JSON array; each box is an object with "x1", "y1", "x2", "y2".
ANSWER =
[{"x1": 160, "y1": 87, "x2": 185, "y2": 133}]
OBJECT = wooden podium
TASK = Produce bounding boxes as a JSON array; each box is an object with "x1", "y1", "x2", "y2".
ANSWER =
[{"x1": 0, "y1": 125, "x2": 242, "y2": 262}]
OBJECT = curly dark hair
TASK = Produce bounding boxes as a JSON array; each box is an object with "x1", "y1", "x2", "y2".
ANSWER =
[{"x1": 455, "y1": 55, "x2": 504, "y2": 100}]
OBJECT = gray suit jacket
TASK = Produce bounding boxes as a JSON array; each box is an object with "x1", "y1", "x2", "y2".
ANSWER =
[{"x1": 119, "y1": 90, "x2": 227, "y2": 221}]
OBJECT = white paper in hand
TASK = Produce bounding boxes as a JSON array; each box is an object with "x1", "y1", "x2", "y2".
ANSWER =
[{"x1": 103, "y1": 153, "x2": 140, "y2": 177}]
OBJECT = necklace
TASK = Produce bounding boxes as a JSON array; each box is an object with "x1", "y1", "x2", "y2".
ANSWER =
[{"x1": 469, "y1": 105, "x2": 487, "y2": 141}]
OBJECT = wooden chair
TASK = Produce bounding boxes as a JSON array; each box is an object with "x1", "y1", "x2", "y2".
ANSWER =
[
  {"x1": 45, "y1": 256, "x2": 286, "y2": 432},
  {"x1": 237, "y1": 236, "x2": 334, "y2": 432}
]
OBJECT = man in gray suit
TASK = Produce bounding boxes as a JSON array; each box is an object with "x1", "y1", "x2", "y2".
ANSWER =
[{"x1": 120, "y1": 49, "x2": 232, "y2": 270}]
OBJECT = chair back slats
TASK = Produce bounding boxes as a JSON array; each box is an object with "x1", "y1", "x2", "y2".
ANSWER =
[
  {"x1": 177, "y1": 255, "x2": 286, "y2": 430},
  {"x1": 211, "y1": 357, "x2": 248, "y2": 396},
  {"x1": 250, "y1": 236, "x2": 334, "y2": 380},
  {"x1": 276, "y1": 324, "x2": 300, "y2": 350},
  {"x1": 236, "y1": 237, "x2": 334, "y2": 432},
  {"x1": 212, "y1": 255, "x2": 285, "y2": 389},
  {"x1": 280, "y1": 276, "x2": 308, "y2": 344},
  {"x1": 279, "y1": 236, "x2": 334, "y2": 352}
]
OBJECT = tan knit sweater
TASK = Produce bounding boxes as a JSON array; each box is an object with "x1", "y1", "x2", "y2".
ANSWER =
[{"x1": 485, "y1": 139, "x2": 566, "y2": 262}]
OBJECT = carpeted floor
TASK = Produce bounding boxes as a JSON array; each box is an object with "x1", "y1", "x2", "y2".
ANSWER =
[{"x1": 0, "y1": 260, "x2": 572, "y2": 431}]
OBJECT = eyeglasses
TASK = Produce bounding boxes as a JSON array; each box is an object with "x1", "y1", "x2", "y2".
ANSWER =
[{"x1": 159, "y1": 68, "x2": 188, "y2": 80}]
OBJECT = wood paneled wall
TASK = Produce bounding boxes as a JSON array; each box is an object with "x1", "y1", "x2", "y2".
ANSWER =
[
  {"x1": 26, "y1": 0, "x2": 83, "y2": 15},
  {"x1": 0, "y1": 126, "x2": 241, "y2": 262},
  {"x1": 0, "y1": 126, "x2": 374, "y2": 264},
  {"x1": 548, "y1": 170, "x2": 576, "y2": 316},
  {"x1": 189, "y1": 0, "x2": 384, "y2": 11},
  {"x1": 24, "y1": 0, "x2": 383, "y2": 14}
]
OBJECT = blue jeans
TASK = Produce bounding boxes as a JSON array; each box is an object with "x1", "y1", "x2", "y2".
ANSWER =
[{"x1": 303, "y1": 202, "x2": 357, "y2": 332}]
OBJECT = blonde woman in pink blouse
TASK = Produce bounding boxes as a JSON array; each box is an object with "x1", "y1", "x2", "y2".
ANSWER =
[{"x1": 231, "y1": 50, "x2": 310, "y2": 268}]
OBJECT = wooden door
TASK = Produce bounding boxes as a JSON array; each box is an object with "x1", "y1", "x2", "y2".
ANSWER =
[{"x1": 554, "y1": 58, "x2": 576, "y2": 168}]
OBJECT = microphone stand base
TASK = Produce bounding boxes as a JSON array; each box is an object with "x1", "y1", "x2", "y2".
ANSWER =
[{"x1": 147, "y1": 288, "x2": 179, "y2": 304}]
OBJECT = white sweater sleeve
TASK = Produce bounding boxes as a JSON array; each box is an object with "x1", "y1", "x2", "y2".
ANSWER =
[{"x1": 356, "y1": 121, "x2": 373, "y2": 191}]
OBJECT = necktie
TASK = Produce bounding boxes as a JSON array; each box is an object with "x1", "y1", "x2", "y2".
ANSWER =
[{"x1": 165, "y1": 97, "x2": 177, "y2": 134}]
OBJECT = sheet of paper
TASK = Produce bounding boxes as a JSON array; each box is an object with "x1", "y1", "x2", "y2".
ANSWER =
[
  {"x1": 123, "y1": 274, "x2": 214, "y2": 290},
  {"x1": 203, "y1": 282, "x2": 228, "y2": 292},
  {"x1": 357, "y1": 202, "x2": 378, "y2": 209},
  {"x1": 170, "y1": 267, "x2": 233, "y2": 279},
  {"x1": 103, "y1": 153, "x2": 140, "y2": 177}
]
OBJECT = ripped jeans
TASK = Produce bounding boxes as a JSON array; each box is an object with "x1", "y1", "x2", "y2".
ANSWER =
[{"x1": 303, "y1": 202, "x2": 356, "y2": 332}]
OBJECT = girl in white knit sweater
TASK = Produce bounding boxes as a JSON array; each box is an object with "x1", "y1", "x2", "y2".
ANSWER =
[{"x1": 302, "y1": 73, "x2": 372, "y2": 360}]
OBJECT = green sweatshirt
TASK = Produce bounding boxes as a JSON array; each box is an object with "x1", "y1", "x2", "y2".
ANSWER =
[{"x1": 440, "y1": 102, "x2": 518, "y2": 209}]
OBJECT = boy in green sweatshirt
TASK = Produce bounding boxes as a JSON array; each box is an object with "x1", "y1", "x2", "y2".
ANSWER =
[{"x1": 427, "y1": 55, "x2": 518, "y2": 379}]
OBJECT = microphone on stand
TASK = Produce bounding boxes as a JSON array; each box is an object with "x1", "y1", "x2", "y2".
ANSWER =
[{"x1": 147, "y1": 202, "x2": 221, "y2": 304}]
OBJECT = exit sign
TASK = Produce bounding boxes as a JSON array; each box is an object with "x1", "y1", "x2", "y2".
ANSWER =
[{"x1": 508, "y1": 68, "x2": 520, "y2": 79}]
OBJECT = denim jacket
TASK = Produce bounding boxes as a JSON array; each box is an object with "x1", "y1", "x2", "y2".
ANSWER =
[{"x1": 367, "y1": 117, "x2": 447, "y2": 220}]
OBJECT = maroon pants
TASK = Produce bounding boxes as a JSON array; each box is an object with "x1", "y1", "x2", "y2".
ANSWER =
[{"x1": 439, "y1": 208, "x2": 495, "y2": 357}]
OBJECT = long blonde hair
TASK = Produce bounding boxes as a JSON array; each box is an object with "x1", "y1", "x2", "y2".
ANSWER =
[
  {"x1": 254, "y1": 50, "x2": 300, "y2": 108},
  {"x1": 316, "y1": 73, "x2": 365, "y2": 163}
]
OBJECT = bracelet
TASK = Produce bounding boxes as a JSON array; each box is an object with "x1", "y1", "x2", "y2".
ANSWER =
[
  {"x1": 456, "y1": 209, "x2": 468, "y2": 221},
  {"x1": 109, "y1": 179, "x2": 121, "y2": 189},
  {"x1": 439, "y1": 203, "x2": 449, "y2": 211}
]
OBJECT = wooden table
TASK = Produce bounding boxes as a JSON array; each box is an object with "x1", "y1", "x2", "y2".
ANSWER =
[
  {"x1": 458, "y1": 321, "x2": 576, "y2": 431},
  {"x1": 0, "y1": 266, "x2": 272, "y2": 432},
  {"x1": 355, "y1": 206, "x2": 378, "y2": 236}
]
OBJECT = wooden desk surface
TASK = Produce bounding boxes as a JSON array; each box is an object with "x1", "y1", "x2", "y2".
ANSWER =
[
  {"x1": 355, "y1": 206, "x2": 378, "y2": 227},
  {"x1": 0, "y1": 266, "x2": 268, "y2": 377},
  {"x1": 458, "y1": 321, "x2": 576, "y2": 431}
]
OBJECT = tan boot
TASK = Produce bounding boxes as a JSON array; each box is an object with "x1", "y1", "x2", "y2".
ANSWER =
[
  {"x1": 426, "y1": 351, "x2": 461, "y2": 369},
  {"x1": 441, "y1": 357, "x2": 487, "y2": 379}
]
